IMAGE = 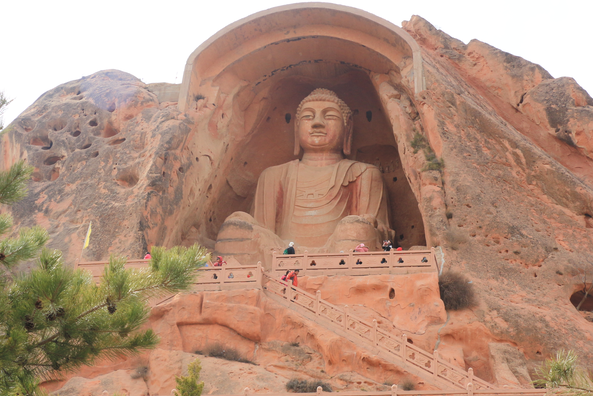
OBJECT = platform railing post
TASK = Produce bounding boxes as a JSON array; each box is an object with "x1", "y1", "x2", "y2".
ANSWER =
[
  {"x1": 467, "y1": 367, "x2": 474, "y2": 388},
  {"x1": 433, "y1": 350, "x2": 439, "y2": 380},
  {"x1": 315, "y1": 290, "x2": 321, "y2": 315},
  {"x1": 391, "y1": 384, "x2": 398, "y2": 396},
  {"x1": 466, "y1": 382, "x2": 473, "y2": 396},
  {"x1": 372, "y1": 319, "x2": 377, "y2": 344},
  {"x1": 256, "y1": 262, "x2": 262, "y2": 289},
  {"x1": 303, "y1": 250, "x2": 308, "y2": 275},
  {"x1": 401, "y1": 334, "x2": 407, "y2": 362}
]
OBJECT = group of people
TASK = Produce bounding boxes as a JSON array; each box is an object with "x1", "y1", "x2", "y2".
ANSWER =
[{"x1": 281, "y1": 269, "x2": 299, "y2": 286}]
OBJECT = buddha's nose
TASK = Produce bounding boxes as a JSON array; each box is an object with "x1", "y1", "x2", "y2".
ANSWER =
[{"x1": 312, "y1": 113, "x2": 325, "y2": 127}]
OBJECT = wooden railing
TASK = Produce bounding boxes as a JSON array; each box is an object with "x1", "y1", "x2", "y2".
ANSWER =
[
  {"x1": 272, "y1": 248, "x2": 439, "y2": 277},
  {"x1": 75, "y1": 260, "x2": 262, "y2": 291},
  {"x1": 261, "y1": 271, "x2": 494, "y2": 390}
]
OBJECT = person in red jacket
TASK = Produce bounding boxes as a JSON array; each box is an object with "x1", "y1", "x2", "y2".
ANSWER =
[
  {"x1": 144, "y1": 252, "x2": 151, "y2": 259},
  {"x1": 286, "y1": 269, "x2": 300, "y2": 287},
  {"x1": 213, "y1": 256, "x2": 226, "y2": 267},
  {"x1": 354, "y1": 243, "x2": 369, "y2": 252}
]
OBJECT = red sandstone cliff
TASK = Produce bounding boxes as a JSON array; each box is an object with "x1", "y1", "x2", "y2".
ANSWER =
[{"x1": 2, "y1": 11, "x2": 593, "y2": 395}]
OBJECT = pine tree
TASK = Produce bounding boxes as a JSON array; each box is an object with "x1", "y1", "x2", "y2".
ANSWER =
[
  {"x1": 0, "y1": 157, "x2": 209, "y2": 394},
  {"x1": 534, "y1": 350, "x2": 593, "y2": 395},
  {"x1": 0, "y1": 91, "x2": 13, "y2": 131},
  {"x1": 174, "y1": 358, "x2": 205, "y2": 396}
]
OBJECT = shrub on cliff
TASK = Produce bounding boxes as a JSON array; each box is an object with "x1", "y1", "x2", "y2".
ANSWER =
[
  {"x1": 204, "y1": 343, "x2": 253, "y2": 364},
  {"x1": 0, "y1": 160, "x2": 210, "y2": 396},
  {"x1": 438, "y1": 271, "x2": 476, "y2": 310},
  {"x1": 286, "y1": 379, "x2": 332, "y2": 393},
  {"x1": 174, "y1": 358, "x2": 204, "y2": 396}
]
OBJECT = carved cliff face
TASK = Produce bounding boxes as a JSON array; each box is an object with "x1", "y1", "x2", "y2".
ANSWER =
[{"x1": 297, "y1": 101, "x2": 346, "y2": 155}]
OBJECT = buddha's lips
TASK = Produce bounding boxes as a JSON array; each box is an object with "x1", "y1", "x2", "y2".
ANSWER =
[{"x1": 310, "y1": 130, "x2": 326, "y2": 136}]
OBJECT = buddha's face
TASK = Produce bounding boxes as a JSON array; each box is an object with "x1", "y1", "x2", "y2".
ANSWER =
[{"x1": 297, "y1": 101, "x2": 345, "y2": 154}]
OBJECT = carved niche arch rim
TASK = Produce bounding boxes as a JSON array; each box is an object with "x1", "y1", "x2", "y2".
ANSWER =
[{"x1": 178, "y1": 2, "x2": 425, "y2": 112}]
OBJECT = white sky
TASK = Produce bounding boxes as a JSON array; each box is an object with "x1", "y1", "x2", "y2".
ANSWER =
[{"x1": 1, "y1": 0, "x2": 591, "y2": 126}]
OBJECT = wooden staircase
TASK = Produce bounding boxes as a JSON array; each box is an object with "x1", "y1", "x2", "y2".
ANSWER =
[{"x1": 261, "y1": 272, "x2": 494, "y2": 391}]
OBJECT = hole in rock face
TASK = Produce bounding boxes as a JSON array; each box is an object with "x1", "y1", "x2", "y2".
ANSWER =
[
  {"x1": 71, "y1": 130, "x2": 81, "y2": 137},
  {"x1": 49, "y1": 119, "x2": 67, "y2": 132},
  {"x1": 115, "y1": 169, "x2": 139, "y2": 188},
  {"x1": 571, "y1": 287, "x2": 593, "y2": 312},
  {"x1": 178, "y1": 167, "x2": 184, "y2": 173},
  {"x1": 29, "y1": 137, "x2": 48, "y2": 146},
  {"x1": 19, "y1": 118, "x2": 35, "y2": 132},
  {"x1": 50, "y1": 168, "x2": 60, "y2": 181},
  {"x1": 366, "y1": 110, "x2": 372, "y2": 122},
  {"x1": 392, "y1": 177, "x2": 397, "y2": 182},
  {"x1": 44, "y1": 156, "x2": 63, "y2": 166},
  {"x1": 407, "y1": 338, "x2": 413, "y2": 344},
  {"x1": 285, "y1": 113, "x2": 291, "y2": 123},
  {"x1": 91, "y1": 151, "x2": 99, "y2": 158},
  {"x1": 81, "y1": 143, "x2": 91, "y2": 149},
  {"x1": 41, "y1": 141, "x2": 53, "y2": 150},
  {"x1": 585, "y1": 214, "x2": 593, "y2": 229},
  {"x1": 102, "y1": 123, "x2": 118, "y2": 138},
  {"x1": 89, "y1": 118, "x2": 98, "y2": 127},
  {"x1": 107, "y1": 103, "x2": 116, "y2": 112},
  {"x1": 31, "y1": 172, "x2": 43, "y2": 182},
  {"x1": 389, "y1": 288, "x2": 395, "y2": 299},
  {"x1": 399, "y1": 234, "x2": 404, "y2": 240},
  {"x1": 108, "y1": 138, "x2": 125, "y2": 145}
]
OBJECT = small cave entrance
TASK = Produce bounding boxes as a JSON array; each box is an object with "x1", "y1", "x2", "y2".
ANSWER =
[{"x1": 570, "y1": 286, "x2": 593, "y2": 311}]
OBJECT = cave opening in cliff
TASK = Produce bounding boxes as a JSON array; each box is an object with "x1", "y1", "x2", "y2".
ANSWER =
[
  {"x1": 171, "y1": 6, "x2": 429, "y2": 251},
  {"x1": 207, "y1": 67, "x2": 427, "y2": 249},
  {"x1": 570, "y1": 286, "x2": 593, "y2": 312}
]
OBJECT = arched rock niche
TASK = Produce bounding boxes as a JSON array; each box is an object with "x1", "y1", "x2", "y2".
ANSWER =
[{"x1": 158, "y1": 3, "x2": 428, "y2": 249}]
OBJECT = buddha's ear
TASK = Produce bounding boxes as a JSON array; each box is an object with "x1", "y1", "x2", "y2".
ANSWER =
[
  {"x1": 343, "y1": 117, "x2": 354, "y2": 156},
  {"x1": 294, "y1": 120, "x2": 301, "y2": 156}
]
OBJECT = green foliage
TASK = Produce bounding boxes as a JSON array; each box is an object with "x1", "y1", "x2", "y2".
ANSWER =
[
  {"x1": 438, "y1": 271, "x2": 476, "y2": 310},
  {"x1": 533, "y1": 350, "x2": 593, "y2": 395},
  {"x1": 204, "y1": 343, "x2": 253, "y2": 364},
  {"x1": 0, "y1": 150, "x2": 210, "y2": 395},
  {"x1": 0, "y1": 160, "x2": 34, "y2": 206},
  {"x1": 0, "y1": 245, "x2": 208, "y2": 395},
  {"x1": 174, "y1": 359, "x2": 205, "y2": 396},
  {"x1": 0, "y1": 91, "x2": 13, "y2": 131},
  {"x1": 410, "y1": 132, "x2": 444, "y2": 172},
  {"x1": 410, "y1": 132, "x2": 427, "y2": 154},
  {"x1": 286, "y1": 379, "x2": 332, "y2": 393}
]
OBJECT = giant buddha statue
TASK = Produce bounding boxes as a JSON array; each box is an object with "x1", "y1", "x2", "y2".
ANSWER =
[{"x1": 215, "y1": 89, "x2": 394, "y2": 266}]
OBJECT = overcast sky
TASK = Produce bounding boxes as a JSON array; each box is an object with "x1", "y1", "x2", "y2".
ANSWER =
[{"x1": 1, "y1": 0, "x2": 591, "y2": 126}]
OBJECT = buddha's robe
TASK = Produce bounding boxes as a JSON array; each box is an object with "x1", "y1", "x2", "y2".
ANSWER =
[{"x1": 252, "y1": 159, "x2": 389, "y2": 247}]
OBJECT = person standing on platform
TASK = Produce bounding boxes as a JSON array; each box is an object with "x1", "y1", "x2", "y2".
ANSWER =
[{"x1": 284, "y1": 242, "x2": 296, "y2": 255}]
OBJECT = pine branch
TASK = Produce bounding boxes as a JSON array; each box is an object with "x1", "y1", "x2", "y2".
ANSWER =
[{"x1": 0, "y1": 160, "x2": 34, "y2": 205}]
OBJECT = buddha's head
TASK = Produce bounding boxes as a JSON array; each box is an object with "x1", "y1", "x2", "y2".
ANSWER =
[{"x1": 294, "y1": 89, "x2": 353, "y2": 156}]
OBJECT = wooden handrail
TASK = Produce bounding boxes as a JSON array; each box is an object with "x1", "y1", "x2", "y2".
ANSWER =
[
  {"x1": 76, "y1": 260, "x2": 262, "y2": 290},
  {"x1": 261, "y1": 271, "x2": 494, "y2": 390}
]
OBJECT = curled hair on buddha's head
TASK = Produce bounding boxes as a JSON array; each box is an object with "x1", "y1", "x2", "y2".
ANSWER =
[
  {"x1": 295, "y1": 88, "x2": 352, "y2": 124},
  {"x1": 294, "y1": 88, "x2": 354, "y2": 156}
]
